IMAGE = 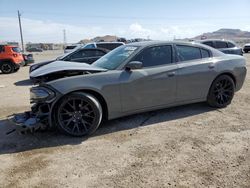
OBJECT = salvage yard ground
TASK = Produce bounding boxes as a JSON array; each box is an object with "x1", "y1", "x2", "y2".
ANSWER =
[{"x1": 0, "y1": 51, "x2": 250, "y2": 187}]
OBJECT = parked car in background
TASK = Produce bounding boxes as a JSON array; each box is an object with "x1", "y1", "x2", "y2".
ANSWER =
[
  {"x1": 83, "y1": 42, "x2": 124, "y2": 50},
  {"x1": 199, "y1": 39, "x2": 243, "y2": 56},
  {"x1": 243, "y1": 43, "x2": 250, "y2": 53},
  {"x1": 13, "y1": 41, "x2": 247, "y2": 136},
  {"x1": 30, "y1": 48, "x2": 109, "y2": 73},
  {"x1": 26, "y1": 47, "x2": 43, "y2": 52},
  {"x1": 0, "y1": 45, "x2": 24, "y2": 74},
  {"x1": 22, "y1": 54, "x2": 34, "y2": 66},
  {"x1": 64, "y1": 44, "x2": 83, "y2": 54}
]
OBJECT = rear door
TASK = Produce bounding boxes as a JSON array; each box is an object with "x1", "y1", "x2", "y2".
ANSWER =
[
  {"x1": 120, "y1": 45, "x2": 178, "y2": 112},
  {"x1": 175, "y1": 45, "x2": 217, "y2": 102}
]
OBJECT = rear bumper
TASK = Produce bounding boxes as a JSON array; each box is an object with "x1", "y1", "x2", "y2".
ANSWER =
[
  {"x1": 243, "y1": 46, "x2": 250, "y2": 51},
  {"x1": 235, "y1": 66, "x2": 247, "y2": 92}
]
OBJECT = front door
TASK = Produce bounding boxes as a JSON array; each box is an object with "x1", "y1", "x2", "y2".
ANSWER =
[{"x1": 120, "y1": 45, "x2": 177, "y2": 112}]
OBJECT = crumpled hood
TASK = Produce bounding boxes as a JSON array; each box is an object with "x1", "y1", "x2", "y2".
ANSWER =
[{"x1": 30, "y1": 60, "x2": 107, "y2": 78}]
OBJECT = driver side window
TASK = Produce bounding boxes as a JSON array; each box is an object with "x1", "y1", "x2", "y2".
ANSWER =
[{"x1": 133, "y1": 45, "x2": 172, "y2": 68}]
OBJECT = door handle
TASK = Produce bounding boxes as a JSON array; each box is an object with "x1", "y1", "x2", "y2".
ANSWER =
[
  {"x1": 208, "y1": 64, "x2": 215, "y2": 69},
  {"x1": 168, "y1": 72, "x2": 176, "y2": 77}
]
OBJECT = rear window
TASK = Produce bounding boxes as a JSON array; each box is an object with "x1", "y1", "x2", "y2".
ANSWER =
[
  {"x1": 12, "y1": 47, "x2": 21, "y2": 53},
  {"x1": 84, "y1": 44, "x2": 96, "y2": 49},
  {"x1": 227, "y1": 42, "x2": 235, "y2": 48},
  {"x1": 176, "y1": 45, "x2": 201, "y2": 61},
  {"x1": 96, "y1": 43, "x2": 123, "y2": 50},
  {"x1": 215, "y1": 41, "x2": 228, "y2": 49}
]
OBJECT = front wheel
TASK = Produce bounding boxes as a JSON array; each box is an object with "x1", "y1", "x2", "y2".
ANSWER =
[
  {"x1": 207, "y1": 75, "x2": 235, "y2": 108},
  {"x1": 55, "y1": 92, "x2": 102, "y2": 137}
]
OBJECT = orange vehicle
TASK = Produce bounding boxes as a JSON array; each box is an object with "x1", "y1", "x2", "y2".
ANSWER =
[{"x1": 0, "y1": 45, "x2": 24, "y2": 74}]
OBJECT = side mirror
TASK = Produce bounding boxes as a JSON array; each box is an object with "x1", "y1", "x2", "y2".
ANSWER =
[{"x1": 125, "y1": 61, "x2": 142, "y2": 71}]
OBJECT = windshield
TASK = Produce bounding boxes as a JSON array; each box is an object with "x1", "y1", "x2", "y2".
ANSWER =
[
  {"x1": 92, "y1": 45, "x2": 138, "y2": 70},
  {"x1": 12, "y1": 47, "x2": 21, "y2": 53}
]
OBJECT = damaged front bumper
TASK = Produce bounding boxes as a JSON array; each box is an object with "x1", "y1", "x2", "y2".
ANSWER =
[{"x1": 7, "y1": 85, "x2": 59, "y2": 135}]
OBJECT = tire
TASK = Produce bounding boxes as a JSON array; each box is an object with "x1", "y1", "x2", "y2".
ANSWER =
[
  {"x1": 0, "y1": 62, "x2": 14, "y2": 74},
  {"x1": 55, "y1": 92, "x2": 102, "y2": 137},
  {"x1": 207, "y1": 75, "x2": 235, "y2": 108}
]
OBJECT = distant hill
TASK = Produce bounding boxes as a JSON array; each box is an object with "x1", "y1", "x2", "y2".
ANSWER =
[
  {"x1": 79, "y1": 35, "x2": 118, "y2": 43},
  {"x1": 193, "y1": 28, "x2": 250, "y2": 40}
]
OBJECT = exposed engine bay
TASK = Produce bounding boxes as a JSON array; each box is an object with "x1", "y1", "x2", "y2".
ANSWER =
[{"x1": 32, "y1": 70, "x2": 94, "y2": 83}]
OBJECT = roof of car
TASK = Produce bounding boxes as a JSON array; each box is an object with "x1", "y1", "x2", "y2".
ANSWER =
[
  {"x1": 198, "y1": 39, "x2": 236, "y2": 44},
  {"x1": 126, "y1": 40, "x2": 225, "y2": 57},
  {"x1": 126, "y1": 40, "x2": 201, "y2": 47}
]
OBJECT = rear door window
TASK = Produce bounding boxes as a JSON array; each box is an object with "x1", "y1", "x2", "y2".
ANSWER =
[
  {"x1": 70, "y1": 50, "x2": 96, "y2": 59},
  {"x1": 202, "y1": 41, "x2": 214, "y2": 48},
  {"x1": 200, "y1": 48, "x2": 210, "y2": 58},
  {"x1": 133, "y1": 45, "x2": 172, "y2": 67},
  {"x1": 95, "y1": 50, "x2": 106, "y2": 56},
  {"x1": 176, "y1": 45, "x2": 201, "y2": 62},
  {"x1": 215, "y1": 41, "x2": 228, "y2": 49},
  {"x1": 227, "y1": 42, "x2": 235, "y2": 48}
]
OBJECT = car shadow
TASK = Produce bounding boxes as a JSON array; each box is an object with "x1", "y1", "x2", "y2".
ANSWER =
[
  {"x1": 14, "y1": 79, "x2": 33, "y2": 86},
  {"x1": 0, "y1": 102, "x2": 215, "y2": 155}
]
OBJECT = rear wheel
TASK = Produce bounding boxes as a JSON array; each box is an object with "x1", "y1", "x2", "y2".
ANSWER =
[
  {"x1": 207, "y1": 75, "x2": 235, "y2": 108},
  {"x1": 0, "y1": 62, "x2": 14, "y2": 74},
  {"x1": 55, "y1": 92, "x2": 102, "y2": 137}
]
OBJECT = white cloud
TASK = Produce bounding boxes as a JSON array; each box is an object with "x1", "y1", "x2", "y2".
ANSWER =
[
  {"x1": 1, "y1": 17, "x2": 246, "y2": 43},
  {"x1": 0, "y1": 17, "x2": 104, "y2": 43}
]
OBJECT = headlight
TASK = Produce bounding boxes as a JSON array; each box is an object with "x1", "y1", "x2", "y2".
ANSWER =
[
  {"x1": 30, "y1": 64, "x2": 39, "y2": 72},
  {"x1": 30, "y1": 87, "x2": 55, "y2": 103}
]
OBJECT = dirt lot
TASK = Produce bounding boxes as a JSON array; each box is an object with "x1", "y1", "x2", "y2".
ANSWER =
[{"x1": 0, "y1": 51, "x2": 250, "y2": 188}]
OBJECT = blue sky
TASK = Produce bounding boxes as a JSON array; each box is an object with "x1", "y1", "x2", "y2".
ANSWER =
[{"x1": 0, "y1": 0, "x2": 250, "y2": 43}]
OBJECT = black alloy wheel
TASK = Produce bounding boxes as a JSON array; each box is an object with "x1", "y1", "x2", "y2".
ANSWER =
[
  {"x1": 56, "y1": 92, "x2": 102, "y2": 136},
  {"x1": 207, "y1": 75, "x2": 235, "y2": 108}
]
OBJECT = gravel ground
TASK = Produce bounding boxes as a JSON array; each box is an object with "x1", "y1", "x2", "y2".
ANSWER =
[{"x1": 0, "y1": 51, "x2": 249, "y2": 188}]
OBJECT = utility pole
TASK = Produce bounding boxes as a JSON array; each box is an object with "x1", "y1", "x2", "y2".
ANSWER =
[
  {"x1": 17, "y1": 10, "x2": 24, "y2": 52},
  {"x1": 63, "y1": 29, "x2": 67, "y2": 46}
]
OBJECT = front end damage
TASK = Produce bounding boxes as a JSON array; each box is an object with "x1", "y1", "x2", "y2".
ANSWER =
[
  {"x1": 7, "y1": 61, "x2": 107, "y2": 135},
  {"x1": 8, "y1": 86, "x2": 58, "y2": 134}
]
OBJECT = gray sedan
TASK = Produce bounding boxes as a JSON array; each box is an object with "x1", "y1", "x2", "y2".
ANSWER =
[
  {"x1": 12, "y1": 41, "x2": 247, "y2": 136},
  {"x1": 199, "y1": 39, "x2": 243, "y2": 56}
]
